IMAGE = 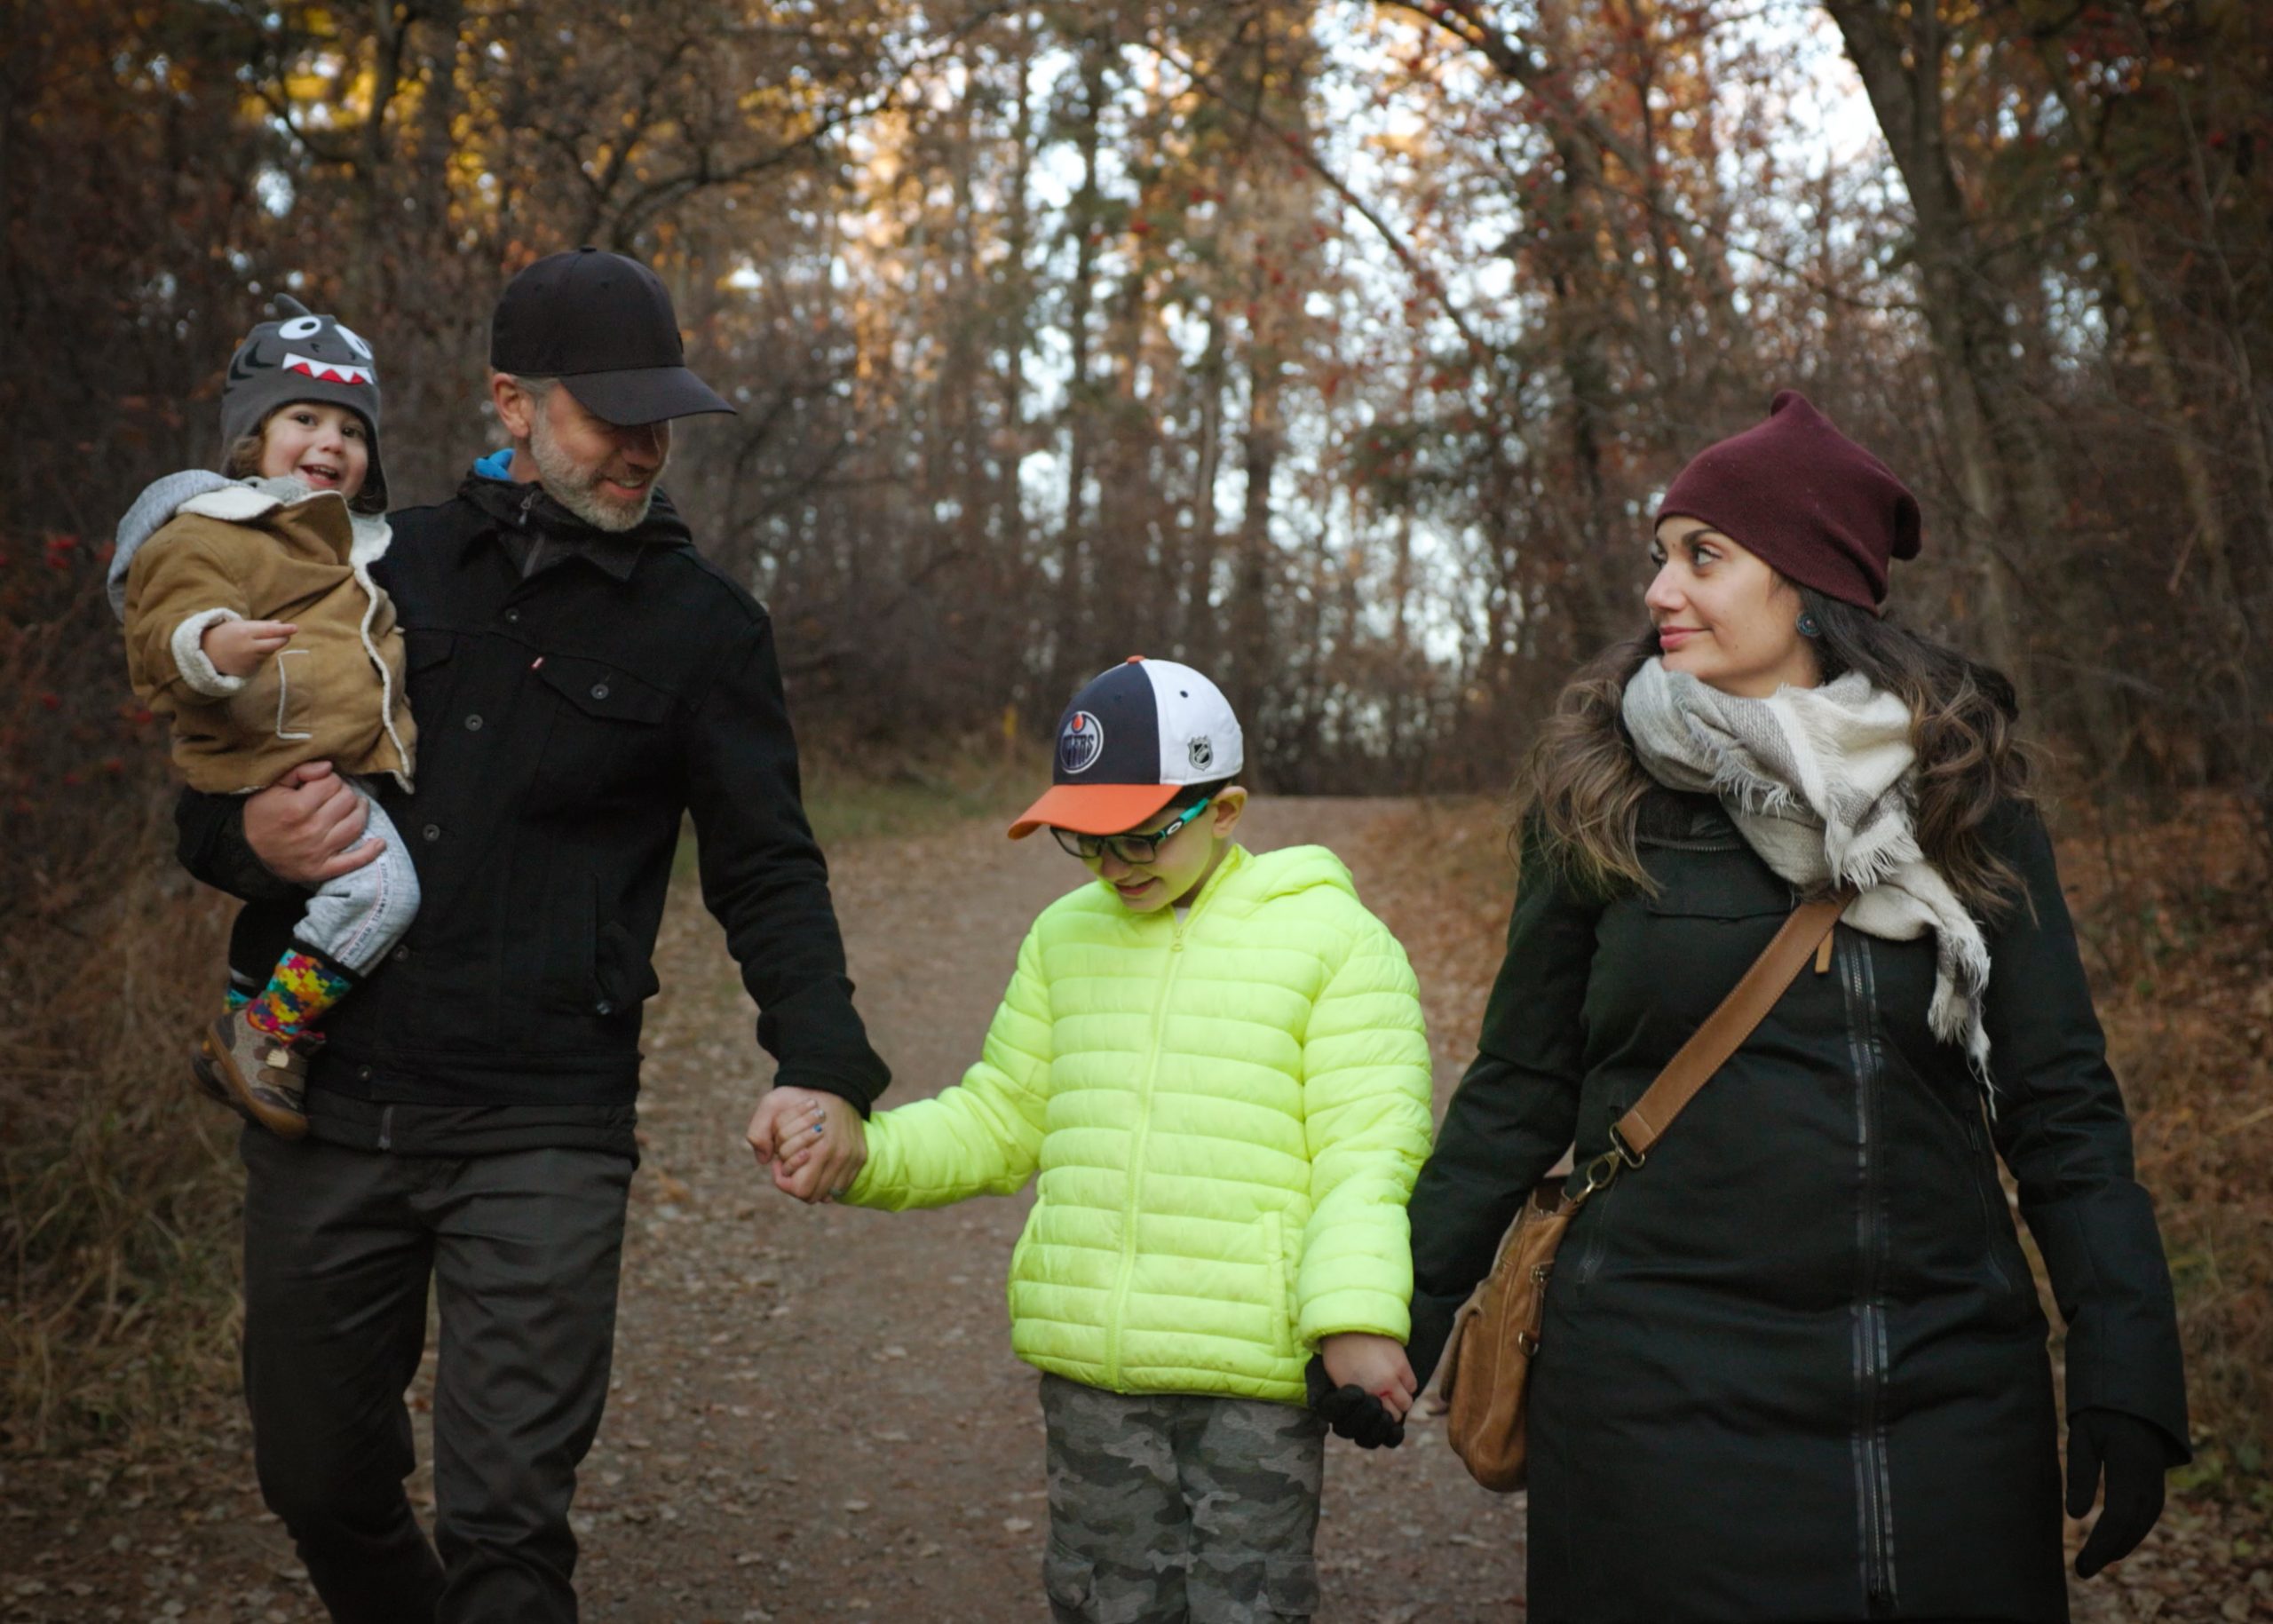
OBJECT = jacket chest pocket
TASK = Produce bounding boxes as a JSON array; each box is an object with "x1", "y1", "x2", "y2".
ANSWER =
[
  {"x1": 531, "y1": 654, "x2": 676, "y2": 800},
  {"x1": 1596, "y1": 845, "x2": 1798, "y2": 1039},
  {"x1": 1640, "y1": 845, "x2": 1794, "y2": 920},
  {"x1": 403, "y1": 629, "x2": 457, "y2": 720}
]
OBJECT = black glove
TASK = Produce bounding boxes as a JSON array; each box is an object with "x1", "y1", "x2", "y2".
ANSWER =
[
  {"x1": 2067, "y1": 1407, "x2": 2171, "y2": 1578},
  {"x1": 1303, "y1": 1353, "x2": 1405, "y2": 1450}
]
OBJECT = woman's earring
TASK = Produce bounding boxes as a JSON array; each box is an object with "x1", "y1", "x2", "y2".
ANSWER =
[{"x1": 1795, "y1": 610, "x2": 1822, "y2": 639}]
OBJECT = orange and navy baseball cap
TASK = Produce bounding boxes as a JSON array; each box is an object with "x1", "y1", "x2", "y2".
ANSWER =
[{"x1": 1008, "y1": 657, "x2": 1245, "y2": 839}]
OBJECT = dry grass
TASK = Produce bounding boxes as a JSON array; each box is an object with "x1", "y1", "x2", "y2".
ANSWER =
[
  {"x1": 2054, "y1": 791, "x2": 2273, "y2": 1497},
  {"x1": 1, "y1": 812, "x2": 242, "y2": 1454}
]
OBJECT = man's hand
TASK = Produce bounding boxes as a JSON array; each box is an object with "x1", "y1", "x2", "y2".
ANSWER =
[
  {"x1": 203, "y1": 618, "x2": 297, "y2": 677},
  {"x1": 1321, "y1": 1333, "x2": 1418, "y2": 1422},
  {"x1": 746, "y1": 1086, "x2": 867, "y2": 1205},
  {"x1": 243, "y1": 761, "x2": 380, "y2": 885}
]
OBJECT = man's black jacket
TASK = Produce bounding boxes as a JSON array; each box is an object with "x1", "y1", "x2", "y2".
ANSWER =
[{"x1": 178, "y1": 471, "x2": 888, "y2": 1154}]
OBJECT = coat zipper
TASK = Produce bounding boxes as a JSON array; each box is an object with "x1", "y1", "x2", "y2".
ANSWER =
[
  {"x1": 378, "y1": 1104, "x2": 394, "y2": 1153},
  {"x1": 1838, "y1": 934, "x2": 1898, "y2": 1612},
  {"x1": 1100, "y1": 882, "x2": 1216, "y2": 1388}
]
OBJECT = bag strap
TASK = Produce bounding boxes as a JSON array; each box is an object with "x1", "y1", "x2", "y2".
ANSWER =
[{"x1": 1589, "y1": 886, "x2": 1856, "y2": 1184}]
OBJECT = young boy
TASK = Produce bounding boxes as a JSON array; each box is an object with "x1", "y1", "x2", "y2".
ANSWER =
[
  {"x1": 763, "y1": 656, "x2": 1434, "y2": 1623},
  {"x1": 110, "y1": 298, "x2": 419, "y2": 1137}
]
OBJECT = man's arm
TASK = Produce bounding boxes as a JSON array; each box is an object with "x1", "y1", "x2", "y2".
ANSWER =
[
  {"x1": 685, "y1": 612, "x2": 890, "y2": 1114},
  {"x1": 178, "y1": 790, "x2": 300, "y2": 902},
  {"x1": 176, "y1": 764, "x2": 380, "y2": 901}
]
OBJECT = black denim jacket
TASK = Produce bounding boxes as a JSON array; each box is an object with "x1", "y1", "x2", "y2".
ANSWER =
[{"x1": 178, "y1": 471, "x2": 889, "y2": 1153}]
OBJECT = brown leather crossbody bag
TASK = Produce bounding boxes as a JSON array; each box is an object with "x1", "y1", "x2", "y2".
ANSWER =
[{"x1": 1435, "y1": 889, "x2": 1854, "y2": 1492}]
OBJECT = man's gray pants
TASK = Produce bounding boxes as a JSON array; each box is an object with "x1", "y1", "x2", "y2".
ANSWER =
[
  {"x1": 239, "y1": 1130, "x2": 632, "y2": 1624},
  {"x1": 1038, "y1": 1372, "x2": 1325, "y2": 1624}
]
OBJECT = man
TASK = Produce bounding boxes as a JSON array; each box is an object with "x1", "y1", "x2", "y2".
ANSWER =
[{"x1": 178, "y1": 248, "x2": 879, "y2": 1622}]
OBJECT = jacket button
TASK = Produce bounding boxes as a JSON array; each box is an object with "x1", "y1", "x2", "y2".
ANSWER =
[
  {"x1": 464, "y1": 714, "x2": 483, "y2": 731},
  {"x1": 590, "y1": 683, "x2": 610, "y2": 701},
  {"x1": 504, "y1": 609, "x2": 521, "y2": 623},
  {"x1": 392, "y1": 946, "x2": 410, "y2": 963},
  {"x1": 594, "y1": 1000, "x2": 614, "y2": 1016},
  {"x1": 357, "y1": 1066, "x2": 373, "y2": 1082},
  {"x1": 422, "y1": 823, "x2": 441, "y2": 842}
]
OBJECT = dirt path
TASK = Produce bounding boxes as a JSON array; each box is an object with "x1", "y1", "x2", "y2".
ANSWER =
[
  {"x1": 569, "y1": 797, "x2": 1525, "y2": 1622},
  {"x1": 5, "y1": 797, "x2": 2253, "y2": 1621}
]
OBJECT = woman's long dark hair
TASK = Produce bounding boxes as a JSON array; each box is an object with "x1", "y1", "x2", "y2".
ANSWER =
[{"x1": 1517, "y1": 586, "x2": 2034, "y2": 920}]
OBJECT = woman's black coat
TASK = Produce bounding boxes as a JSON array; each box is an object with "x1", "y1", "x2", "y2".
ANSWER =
[{"x1": 1406, "y1": 793, "x2": 2188, "y2": 1624}]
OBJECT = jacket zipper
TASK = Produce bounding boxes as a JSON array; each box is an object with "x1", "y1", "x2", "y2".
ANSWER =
[
  {"x1": 378, "y1": 1104, "x2": 394, "y2": 1153},
  {"x1": 1838, "y1": 934, "x2": 1898, "y2": 1612},
  {"x1": 1100, "y1": 889, "x2": 1204, "y2": 1389}
]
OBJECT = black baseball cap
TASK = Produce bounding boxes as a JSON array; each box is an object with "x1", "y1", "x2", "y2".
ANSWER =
[{"x1": 490, "y1": 247, "x2": 735, "y2": 426}]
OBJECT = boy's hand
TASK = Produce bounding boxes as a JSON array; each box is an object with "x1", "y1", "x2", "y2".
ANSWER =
[
  {"x1": 203, "y1": 618, "x2": 297, "y2": 677},
  {"x1": 1320, "y1": 1333, "x2": 1418, "y2": 1421},
  {"x1": 1304, "y1": 1349, "x2": 1406, "y2": 1450},
  {"x1": 746, "y1": 1087, "x2": 867, "y2": 1205}
]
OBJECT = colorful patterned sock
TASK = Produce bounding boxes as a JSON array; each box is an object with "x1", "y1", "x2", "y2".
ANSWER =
[
  {"x1": 223, "y1": 986, "x2": 252, "y2": 1012},
  {"x1": 243, "y1": 951, "x2": 355, "y2": 1044}
]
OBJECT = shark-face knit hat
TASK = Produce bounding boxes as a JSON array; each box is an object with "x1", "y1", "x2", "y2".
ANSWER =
[{"x1": 218, "y1": 296, "x2": 387, "y2": 510}]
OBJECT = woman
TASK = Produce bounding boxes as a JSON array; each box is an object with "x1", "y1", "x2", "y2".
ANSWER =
[{"x1": 1406, "y1": 392, "x2": 2188, "y2": 1621}]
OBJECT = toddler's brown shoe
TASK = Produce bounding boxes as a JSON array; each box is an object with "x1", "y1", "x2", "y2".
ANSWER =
[
  {"x1": 188, "y1": 1037, "x2": 252, "y2": 1123},
  {"x1": 200, "y1": 1012, "x2": 309, "y2": 1139}
]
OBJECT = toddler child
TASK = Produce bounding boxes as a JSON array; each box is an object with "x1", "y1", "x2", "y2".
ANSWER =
[
  {"x1": 109, "y1": 297, "x2": 419, "y2": 1137},
  {"x1": 764, "y1": 656, "x2": 1434, "y2": 1623}
]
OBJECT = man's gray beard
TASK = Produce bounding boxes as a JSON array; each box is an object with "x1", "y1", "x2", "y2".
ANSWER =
[{"x1": 527, "y1": 405, "x2": 661, "y2": 533}]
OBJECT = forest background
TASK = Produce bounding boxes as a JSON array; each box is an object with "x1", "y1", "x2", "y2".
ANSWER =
[{"x1": 4, "y1": 0, "x2": 2270, "y2": 1549}]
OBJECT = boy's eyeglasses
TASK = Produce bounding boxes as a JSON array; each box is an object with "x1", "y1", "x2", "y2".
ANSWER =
[{"x1": 1051, "y1": 796, "x2": 1213, "y2": 865}]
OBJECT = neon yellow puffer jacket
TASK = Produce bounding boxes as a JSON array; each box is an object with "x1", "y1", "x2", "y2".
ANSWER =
[{"x1": 846, "y1": 844, "x2": 1434, "y2": 1405}]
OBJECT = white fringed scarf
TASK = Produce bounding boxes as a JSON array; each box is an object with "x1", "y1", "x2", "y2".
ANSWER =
[{"x1": 1620, "y1": 658, "x2": 1993, "y2": 1091}]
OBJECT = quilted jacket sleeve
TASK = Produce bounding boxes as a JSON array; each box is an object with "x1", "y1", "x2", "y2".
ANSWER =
[
  {"x1": 1295, "y1": 908, "x2": 1436, "y2": 1347},
  {"x1": 846, "y1": 923, "x2": 1054, "y2": 1210}
]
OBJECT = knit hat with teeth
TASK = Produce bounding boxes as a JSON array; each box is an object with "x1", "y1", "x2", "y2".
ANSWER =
[{"x1": 218, "y1": 295, "x2": 387, "y2": 511}]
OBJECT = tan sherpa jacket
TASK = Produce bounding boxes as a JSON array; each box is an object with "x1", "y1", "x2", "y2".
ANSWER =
[{"x1": 118, "y1": 482, "x2": 416, "y2": 794}]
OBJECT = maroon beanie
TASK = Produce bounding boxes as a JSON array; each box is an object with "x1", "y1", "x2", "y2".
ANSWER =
[{"x1": 1656, "y1": 391, "x2": 1921, "y2": 612}]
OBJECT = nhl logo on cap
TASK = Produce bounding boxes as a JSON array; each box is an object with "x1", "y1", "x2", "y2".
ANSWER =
[{"x1": 1059, "y1": 710, "x2": 1105, "y2": 775}]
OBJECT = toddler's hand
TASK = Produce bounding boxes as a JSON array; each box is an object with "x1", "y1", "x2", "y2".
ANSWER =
[
  {"x1": 1320, "y1": 1332, "x2": 1418, "y2": 1421},
  {"x1": 203, "y1": 618, "x2": 297, "y2": 677}
]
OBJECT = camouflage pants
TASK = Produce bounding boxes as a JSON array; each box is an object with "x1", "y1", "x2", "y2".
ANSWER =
[{"x1": 1037, "y1": 1374, "x2": 1325, "y2": 1624}]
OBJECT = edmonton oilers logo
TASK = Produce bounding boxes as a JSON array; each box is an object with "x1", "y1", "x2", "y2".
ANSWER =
[{"x1": 1058, "y1": 710, "x2": 1105, "y2": 774}]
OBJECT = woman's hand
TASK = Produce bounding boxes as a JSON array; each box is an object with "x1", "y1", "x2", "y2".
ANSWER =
[
  {"x1": 203, "y1": 618, "x2": 297, "y2": 677},
  {"x1": 1305, "y1": 1335, "x2": 1417, "y2": 1449},
  {"x1": 2067, "y1": 1408, "x2": 2172, "y2": 1577},
  {"x1": 746, "y1": 1086, "x2": 867, "y2": 1204}
]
